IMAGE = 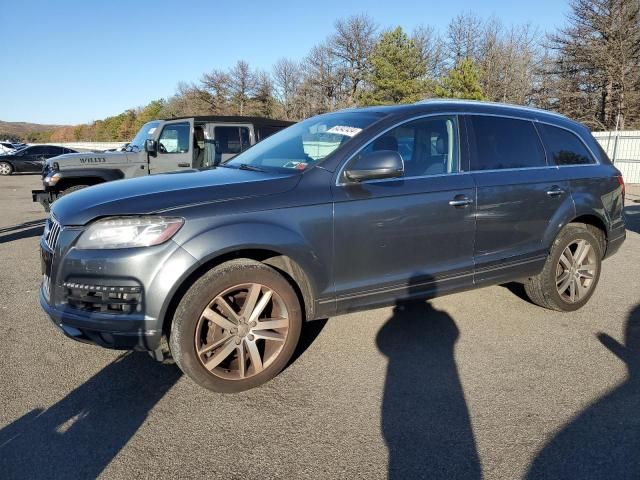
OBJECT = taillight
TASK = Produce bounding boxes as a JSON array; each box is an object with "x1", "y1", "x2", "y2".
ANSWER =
[{"x1": 617, "y1": 175, "x2": 625, "y2": 203}]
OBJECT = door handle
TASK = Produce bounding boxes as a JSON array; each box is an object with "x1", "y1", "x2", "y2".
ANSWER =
[
  {"x1": 178, "y1": 162, "x2": 190, "y2": 167},
  {"x1": 449, "y1": 196, "x2": 473, "y2": 207},
  {"x1": 546, "y1": 188, "x2": 565, "y2": 197}
]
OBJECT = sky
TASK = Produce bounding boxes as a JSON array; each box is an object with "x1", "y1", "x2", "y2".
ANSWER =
[{"x1": 0, "y1": 0, "x2": 570, "y2": 125}]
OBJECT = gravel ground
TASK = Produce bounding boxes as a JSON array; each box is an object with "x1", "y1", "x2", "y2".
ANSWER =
[{"x1": 0, "y1": 174, "x2": 639, "y2": 480}]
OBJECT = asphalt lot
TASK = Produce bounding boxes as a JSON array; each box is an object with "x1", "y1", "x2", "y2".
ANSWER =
[{"x1": 0, "y1": 174, "x2": 639, "y2": 480}]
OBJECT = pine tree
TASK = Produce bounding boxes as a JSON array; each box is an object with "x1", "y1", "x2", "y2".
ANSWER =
[
  {"x1": 435, "y1": 58, "x2": 486, "y2": 100},
  {"x1": 359, "y1": 27, "x2": 429, "y2": 105}
]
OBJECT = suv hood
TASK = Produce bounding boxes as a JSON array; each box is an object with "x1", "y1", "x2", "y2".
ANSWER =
[
  {"x1": 51, "y1": 167, "x2": 300, "y2": 225},
  {"x1": 46, "y1": 151, "x2": 132, "y2": 170}
]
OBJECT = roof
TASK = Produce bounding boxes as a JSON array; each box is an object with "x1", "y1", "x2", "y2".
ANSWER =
[
  {"x1": 336, "y1": 99, "x2": 581, "y2": 130},
  {"x1": 164, "y1": 115, "x2": 295, "y2": 127}
]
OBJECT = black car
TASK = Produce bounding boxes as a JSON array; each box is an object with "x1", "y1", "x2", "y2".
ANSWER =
[
  {"x1": 38, "y1": 100, "x2": 626, "y2": 393},
  {"x1": 0, "y1": 145, "x2": 77, "y2": 175}
]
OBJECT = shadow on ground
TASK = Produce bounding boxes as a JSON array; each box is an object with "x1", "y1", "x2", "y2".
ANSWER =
[
  {"x1": 376, "y1": 276, "x2": 481, "y2": 480},
  {"x1": 285, "y1": 318, "x2": 328, "y2": 371},
  {"x1": 0, "y1": 219, "x2": 44, "y2": 244},
  {"x1": 0, "y1": 352, "x2": 181, "y2": 479},
  {"x1": 526, "y1": 305, "x2": 640, "y2": 479}
]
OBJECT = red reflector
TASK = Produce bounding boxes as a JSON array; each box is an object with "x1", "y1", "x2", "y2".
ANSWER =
[{"x1": 617, "y1": 175, "x2": 625, "y2": 202}]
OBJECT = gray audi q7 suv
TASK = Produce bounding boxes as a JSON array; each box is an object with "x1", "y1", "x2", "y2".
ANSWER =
[{"x1": 39, "y1": 100, "x2": 627, "y2": 392}]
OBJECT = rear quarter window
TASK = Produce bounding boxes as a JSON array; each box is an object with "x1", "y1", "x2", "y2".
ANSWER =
[
  {"x1": 467, "y1": 115, "x2": 547, "y2": 171},
  {"x1": 257, "y1": 126, "x2": 284, "y2": 141},
  {"x1": 538, "y1": 124, "x2": 596, "y2": 165}
]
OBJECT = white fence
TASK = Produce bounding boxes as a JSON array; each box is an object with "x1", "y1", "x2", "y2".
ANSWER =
[{"x1": 593, "y1": 131, "x2": 640, "y2": 183}]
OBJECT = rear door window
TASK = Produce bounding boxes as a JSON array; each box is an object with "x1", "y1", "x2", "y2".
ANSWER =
[
  {"x1": 467, "y1": 116, "x2": 547, "y2": 170},
  {"x1": 215, "y1": 126, "x2": 251, "y2": 154},
  {"x1": 257, "y1": 126, "x2": 283, "y2": 141},
  {"x1": 537, "y1": 124, "x2": 596, "y2": 165}
]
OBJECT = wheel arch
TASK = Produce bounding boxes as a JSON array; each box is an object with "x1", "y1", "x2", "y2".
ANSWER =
[
  {"x1": 543, "y1": 197, "x2": 609, "y2": 257},
  {"x1": 56, "y1": 176, "x2": 105, "y2": 190},
  {"x1": 160, "y1": 247, "x2": 317, "y2": 338},
  {"x1": 569, "y1": 214, "x2": 608, "y2": 256},
  {"x1": 53, "y1": 168, "x2": 124, "y2": 191}
]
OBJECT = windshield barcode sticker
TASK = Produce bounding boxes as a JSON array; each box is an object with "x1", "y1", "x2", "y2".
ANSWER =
[{"x1": 326, "y1": 126, "x2": 362, "y2": 137}]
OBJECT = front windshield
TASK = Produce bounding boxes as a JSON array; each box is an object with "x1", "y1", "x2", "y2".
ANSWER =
[
  {"x1": 127, "y1": 120, "x2": 161, "y2": 152},
  {"x1": 224, "y1": 111, "x2": 386, "y2": 171}
]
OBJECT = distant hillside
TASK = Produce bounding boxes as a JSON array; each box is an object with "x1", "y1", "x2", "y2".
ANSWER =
[{"x1": 0, "y1": 120, "x2": 67, "y2": 141}]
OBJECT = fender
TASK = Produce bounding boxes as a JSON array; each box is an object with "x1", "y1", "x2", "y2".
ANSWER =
[
  {"x1": 53, "y1": 168, "x2": 125, "y2": 186},
  {"x1": 541, "y1": 193, "x2": 577, "y2": 252},
  {"x1": 156, "y1": 221, "x2": 333, "y2": 326},
  {"x1": 571, "y1": 189, "x2": 619, "y2": 235}
]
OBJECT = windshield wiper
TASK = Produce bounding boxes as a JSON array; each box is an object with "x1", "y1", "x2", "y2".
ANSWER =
[{"x1": 237, "y1": 163, "x2": 267, "y2": 172}]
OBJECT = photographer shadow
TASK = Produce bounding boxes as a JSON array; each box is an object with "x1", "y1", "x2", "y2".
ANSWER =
[
  {"x1": 526, "y1": 304, "x2": 640, "y2": 479},
  {"x1": 376, "y1": 276, "x2": 481, "y2": 479}
]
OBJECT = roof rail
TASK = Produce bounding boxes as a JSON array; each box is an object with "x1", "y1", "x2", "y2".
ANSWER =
[{"x1": 415, "y1": 98, "x2": 568, "y2": 119}]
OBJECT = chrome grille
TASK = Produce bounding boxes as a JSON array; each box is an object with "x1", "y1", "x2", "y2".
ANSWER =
[{"x1": 45, "y1": 216, "x2": 62, "y2": 251}]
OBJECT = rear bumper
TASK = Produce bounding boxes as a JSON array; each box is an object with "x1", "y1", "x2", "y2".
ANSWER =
[{"x1": 604, "y1": 224, "x2": 626, "y2": 260}]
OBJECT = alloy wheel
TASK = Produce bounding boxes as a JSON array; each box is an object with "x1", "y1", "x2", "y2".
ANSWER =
[
  {"x1": 555, "y1": 239, "x2": 598, "y2": 303},
  {"x1": 194, "y1": 283, "x2": 289, "y2": 380},
  {"x1": 0, "y1": 163, "x2": 11, "y2": 175}
]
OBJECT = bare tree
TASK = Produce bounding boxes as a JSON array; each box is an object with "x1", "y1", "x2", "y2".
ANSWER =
[
  {"x1": 547, "y1": 0, "x2": 640, "y2": 129},
  {"x1": 478, "y1": 20, "x2": 541, "y2": 104},
  {"x1": 161, "y1": 82, "x2": 216, "y2": 117},
  {"x1": 229, "y1": 60, "x2": 257, "y2": 116},
  {"x1": 329, "y1": 14, "x2": 378, "y2": 105},
  {"x1": 412, "y1": 25, "x2": 446, "y2": 80},
  {"x1": 273, "y1": 58, "x2": 302, "y2": 120},
  {"x1": 447, "y1": 12, "x2": 484, "y2": 63},
  {"x1": 303, "y1": 43, "x2": 345, "y2": 113},
  {"x1": 200, "y1": 70, "x2": 232, "y2": 113},
  {"x1": 251, "y1": 71, "x2": 276, "y2": 117}
]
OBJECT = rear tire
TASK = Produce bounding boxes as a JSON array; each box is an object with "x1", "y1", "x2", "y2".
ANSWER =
[
  {"x1": 169, "y1": 259, "x2": 302, "y2": 393},
  {"x1": 524, "y1": 223, "x2": 603, "y2": 311},
  {"x1": 0, "y1": 162, "x2": 13, "y2": 176}
]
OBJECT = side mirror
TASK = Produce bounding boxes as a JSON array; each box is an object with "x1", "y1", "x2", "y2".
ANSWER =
[
  {"x1": 145, "y1": 139, "x2": 157, "y2": 155},
  {"x1": 344, "y1": 150, "x2": 404, "y2": 182}
]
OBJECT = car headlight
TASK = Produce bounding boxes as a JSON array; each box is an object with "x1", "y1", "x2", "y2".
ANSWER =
[
  {"x1": 76, "y1": 216, "x2": 184, "y2": 249},
  {"x1": 44, "y1": 173, "x2": 62, "y2": 185}
]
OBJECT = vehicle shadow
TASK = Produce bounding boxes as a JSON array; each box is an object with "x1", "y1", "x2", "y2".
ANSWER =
[
  {"x1": 625, "y1": 204, "x2": 640, "y2": 234},
  {"x1": 0, "y1": 219, "x2": 45, "y2": 244},
  {"x1": 525, "y1": 304, "x2": 640, "y2": 479},
  {"x1": 0, "y1": 352, "x2": 181, "y2": 479},
  {"x1": 284, "y1": 318, "x2": 328, "y2": 371},
  {"x1": 376, "y1": 276, "x2": 481, "y2": 479}
]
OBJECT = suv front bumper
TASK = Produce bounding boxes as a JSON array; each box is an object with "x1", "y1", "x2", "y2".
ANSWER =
[
  {"x1": 39, "y1": 230, "x2": 199, "y2": 352},
  {"x1": 40, "y1": 286, "x2": 160, "y2": 350}
]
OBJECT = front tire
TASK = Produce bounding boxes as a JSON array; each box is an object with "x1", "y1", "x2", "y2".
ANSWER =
[
  {"x1": 170, "y1": 259, "x2": 302, "y2": 393},
  {"x1": 0, "y1": 161, "x2": 13, "y2": 176},
  {"x1": 524, "y1": 223, "x2": 602, "y2": 311}
]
